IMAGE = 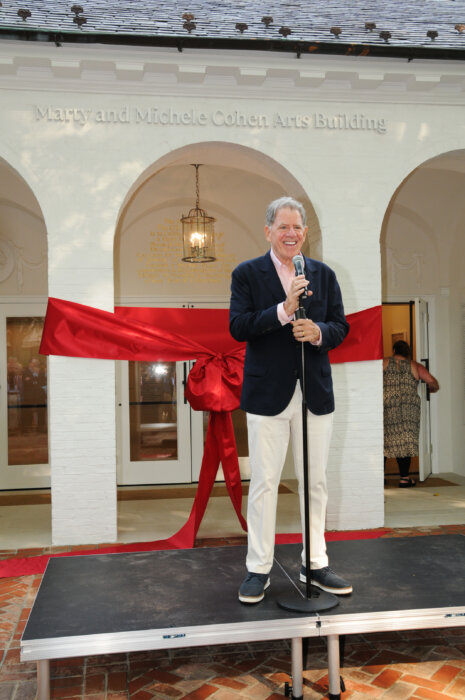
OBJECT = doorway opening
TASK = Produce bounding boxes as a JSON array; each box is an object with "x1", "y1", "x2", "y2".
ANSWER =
[
  {"x1": 0, "y1": 157, "x2": 49, "y2": 491},
  {"x1": 382, "y1": 299, "x2": 433, "y2": 482},
  {"x1": 382, "y1": 302, "x2": 417, "y2": 478}
]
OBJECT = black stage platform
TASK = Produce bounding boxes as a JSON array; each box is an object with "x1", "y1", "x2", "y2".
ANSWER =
[{"x1": 21, "y1": 535, "x2": 465, "y2": 700}]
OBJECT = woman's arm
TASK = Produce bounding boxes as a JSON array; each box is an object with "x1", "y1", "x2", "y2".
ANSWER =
[{"x1": 412, "y1": 360, "x2": 440, "y2": 392}]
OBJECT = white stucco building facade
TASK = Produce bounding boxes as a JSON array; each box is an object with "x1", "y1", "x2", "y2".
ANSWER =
[{"x1": 1, "y1": 37, "x2": 464, "y2": 544}]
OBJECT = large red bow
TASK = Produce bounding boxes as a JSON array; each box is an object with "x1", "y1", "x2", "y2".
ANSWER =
[{"x1": 39, "y1": 298, "x2": 382, "y2": 549}]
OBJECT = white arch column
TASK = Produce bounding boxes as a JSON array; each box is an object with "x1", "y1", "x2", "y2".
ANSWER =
[
  {"x1": 307, "y1": 162, "x2": 395, "y2": 531},
  {"x1": 49, "y1": 356, "x2": 116, "y2": 545},
  {"x1": 42, "y1": 189, "x2": 119, "y2": 545}
]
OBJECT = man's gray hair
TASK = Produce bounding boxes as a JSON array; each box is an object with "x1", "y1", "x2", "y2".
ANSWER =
[{"x1": 265, "y1": 196, "x2": 307, "y2": 227}]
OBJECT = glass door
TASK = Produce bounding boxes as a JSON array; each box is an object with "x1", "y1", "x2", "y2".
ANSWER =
[
  {"x1": 116, "y1": 359, "x2": 192, "y2": 484},
  {"x1": 0, "y1": 304, "x2": 50, "y2": 489},
  {"x1": 116, "y1": 302, "x2": 250, "y2": 486}
]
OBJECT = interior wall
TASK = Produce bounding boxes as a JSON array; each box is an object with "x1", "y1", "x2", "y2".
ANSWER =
[
  {"x1": 381, "y1": 150, "x2": 465, "y2": 476},
  {"x1": 0, "y1": 160, "x2": 47, "y2": 299},
  {"x1": 115, "y1": 147, "x2": 322, "y2": 305},
  {"x1": 382, "y1": 304, "x2": 414, "y2": 359}
]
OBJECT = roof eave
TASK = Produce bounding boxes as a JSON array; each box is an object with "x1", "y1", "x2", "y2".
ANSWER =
[{"x1": 0, "y1": 26, "x2": 464, "y2": 62}]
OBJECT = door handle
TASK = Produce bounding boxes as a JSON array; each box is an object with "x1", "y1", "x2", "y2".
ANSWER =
[{"x1": 183, "y1": 362, "x2": 187, "y2": 404}]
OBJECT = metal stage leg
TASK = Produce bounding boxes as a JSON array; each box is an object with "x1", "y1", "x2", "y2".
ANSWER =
[
  {"x1": 37, "y1": 659, "x2": 50, "y2": 700},
  {"x1": 327, "y1": 634, "x2": 341, "y2": 700},
  {"x1": 285, "y1": 637, "x2": 303, "y2": 699}
]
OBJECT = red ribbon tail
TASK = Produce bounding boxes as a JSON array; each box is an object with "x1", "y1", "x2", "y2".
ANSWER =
[
  {"x1": 165, "y1": 412, "x2": 220, "y2": 548},
  {"x1": 216, "y1": 412, "x2": 247, "y2": 532}
]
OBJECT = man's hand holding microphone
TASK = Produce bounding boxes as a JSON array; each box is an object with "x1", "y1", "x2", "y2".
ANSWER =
[{"x1": 287, "y1": 254, "x2": 321, "y2": 344}]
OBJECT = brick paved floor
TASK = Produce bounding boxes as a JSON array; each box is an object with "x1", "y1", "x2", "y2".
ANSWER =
[{"x1": 1, "y1": 525, "x2": 465, "y2": 699}]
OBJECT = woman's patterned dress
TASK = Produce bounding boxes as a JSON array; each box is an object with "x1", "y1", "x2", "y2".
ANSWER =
[{"x1": 383, "y1": 357, "x2": 421, "y2": 458}]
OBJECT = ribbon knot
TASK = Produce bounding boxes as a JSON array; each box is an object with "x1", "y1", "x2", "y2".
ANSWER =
[{"x1": 185, "y1": 352, "x2": 244, "y2": 413}]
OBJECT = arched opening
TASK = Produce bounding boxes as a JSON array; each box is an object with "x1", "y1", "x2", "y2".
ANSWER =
[
  {"x1": 380, "y1": 149, "x2": 465, "y2": 523},
  {"x1": 113, "y1": 142, "x2": 322, "y2": 494},
  {"x1": 0, "y1": 157, "x2": 49, "y2": 497},
  {"x1": 115, "y1": 141, "x2": 321, "y2": 304}
]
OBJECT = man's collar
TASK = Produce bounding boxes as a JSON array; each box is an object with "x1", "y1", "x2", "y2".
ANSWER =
[{"x1": 270, "y1": 247, "x2": 288, "y2": 270}]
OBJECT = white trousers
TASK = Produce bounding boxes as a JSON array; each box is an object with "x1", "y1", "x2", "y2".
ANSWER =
[{"x1": 246, "y1": 383, "x2": 334, "y2": 573}]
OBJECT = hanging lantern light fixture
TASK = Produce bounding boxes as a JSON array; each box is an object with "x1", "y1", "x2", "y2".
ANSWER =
[{"x1": 181, "y1": 164, "x2": 216, "y2": 263}]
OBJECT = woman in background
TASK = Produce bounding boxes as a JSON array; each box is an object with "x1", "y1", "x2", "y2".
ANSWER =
[{"x1": 383, "y1": 340, "x2": 439, "y2": 487}]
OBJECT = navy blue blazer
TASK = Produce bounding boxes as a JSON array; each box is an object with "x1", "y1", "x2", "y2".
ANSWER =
[{"x1": 229, "y1": 251, "x2": 349, "y2": 416}]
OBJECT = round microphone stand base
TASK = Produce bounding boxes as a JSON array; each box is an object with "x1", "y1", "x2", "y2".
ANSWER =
[{"x1": 277, "y1": 587, "x2": 339, "y2": 613}]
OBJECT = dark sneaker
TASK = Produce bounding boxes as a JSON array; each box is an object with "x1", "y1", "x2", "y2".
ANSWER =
[
  {"x1": 300, "y1": 566, "x2": 352, "y2": 595},
  {"x1": 238, "y1": 572, "x2": 270, "y2": 604}
]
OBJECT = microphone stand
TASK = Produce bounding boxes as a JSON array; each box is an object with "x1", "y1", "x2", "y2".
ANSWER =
[{"x1": 277, "y1": 295, "x2": 339, "y2": 614}]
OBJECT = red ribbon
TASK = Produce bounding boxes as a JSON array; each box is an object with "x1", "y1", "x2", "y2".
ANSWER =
[
  {"x1": 39, "y1": 298, "x2": 382, "y2": 550},
  {"x1": 169, "y1": 412, "x2": 247, "y2": 548},
  {"x1": 329, "y1": 305, "x2": 383, "y2": 363}
]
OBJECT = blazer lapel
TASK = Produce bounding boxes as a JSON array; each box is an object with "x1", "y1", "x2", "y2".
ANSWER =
[
  {"x1": 302, "y1": 257, "x2": 319, "y2": 314},
  {"x1": 258, "y1": 252, "x2": 317, "y2": 309},
  {"x1": 258, "y1": 251, "x2": 286, "y2": 304}
]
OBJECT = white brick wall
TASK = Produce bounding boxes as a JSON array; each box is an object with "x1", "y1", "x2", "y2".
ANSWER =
[
  {"x1": 327, "y1": 362, "x2": 384, "y2": 530},
  {"x1": 49, "y1": 356, "x2": 117, "y2": 545}
]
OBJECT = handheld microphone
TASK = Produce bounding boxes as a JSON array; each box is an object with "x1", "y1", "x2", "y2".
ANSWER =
[
  {"x1": 292, "y1": 254, "x2": 307, "y2": 320},
  {"x1": 292, "y1": 254, "x2": 307, "y2": 297}
]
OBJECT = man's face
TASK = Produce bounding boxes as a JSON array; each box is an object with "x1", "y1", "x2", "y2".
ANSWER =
[{"x1": 265, "y1": 207, "x2": 307, "y2": 266}]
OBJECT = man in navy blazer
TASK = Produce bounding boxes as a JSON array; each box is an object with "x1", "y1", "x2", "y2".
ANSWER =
[{"x1": 230, "y1": 196, "x2": 351, "y2": 603}]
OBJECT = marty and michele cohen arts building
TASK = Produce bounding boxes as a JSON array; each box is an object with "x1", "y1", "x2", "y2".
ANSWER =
[{"x1": 0, "y1": 0, "x2": 465, "y2": 546}]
